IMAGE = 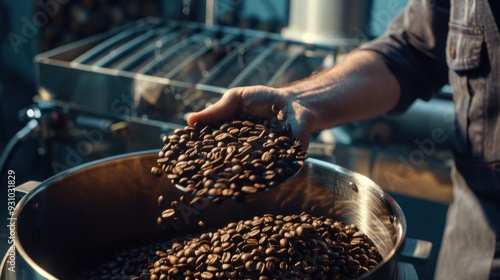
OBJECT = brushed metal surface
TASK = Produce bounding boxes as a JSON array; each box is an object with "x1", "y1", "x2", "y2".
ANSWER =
[{"x1": 11, "y1": 151, "x2": 406, "y2": 279}]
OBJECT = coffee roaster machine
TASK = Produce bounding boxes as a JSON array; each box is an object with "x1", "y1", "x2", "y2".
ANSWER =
[{"x1": 2, "y1": 1, "x2": 455, "y2": 278}]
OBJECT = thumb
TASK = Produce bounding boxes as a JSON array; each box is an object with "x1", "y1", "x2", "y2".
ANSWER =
[
  {"x1": 290, "y1": 121, "x2": 312, "y2": 152},
  {"x1": 187, "y1": 89, "x2": 241, "y2": 126},
  {"x1": 287, "y1": 102, "x2": 316, "y2": 152}
]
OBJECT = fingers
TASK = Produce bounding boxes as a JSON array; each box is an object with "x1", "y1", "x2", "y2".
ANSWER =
[
  {"x1": 187, "y1": 86, "x2": 285, "y2": 126},
  {"x1": 238, "y1": 86, "x2": 287, "y2": 117},
  {"x1": 186, "y1": 85, "x2": 312, "y2": 152}
]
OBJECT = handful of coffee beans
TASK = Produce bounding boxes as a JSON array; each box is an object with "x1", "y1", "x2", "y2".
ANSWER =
[{"x1": 152, "y1": 105, "x2": 307, "y2": 228}]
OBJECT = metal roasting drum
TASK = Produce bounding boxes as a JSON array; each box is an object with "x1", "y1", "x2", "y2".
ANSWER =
[{"x1": 2, "y1": 151, "x2": 430, "y2": 279}]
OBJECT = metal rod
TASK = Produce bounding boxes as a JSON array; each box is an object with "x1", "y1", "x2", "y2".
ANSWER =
[
  {"x1": 228, "y1": 42, "x2": 278, "y2": 88},
  {"x1": 136, "y1": 31, "x2": 212, "y2": 75},
  {"x1": 93, "y1": 27, "x2": 173, "y2": 68},
  {"x1": 197, "y1": 36, "x2": 267, "y2": 85},
  {"x1": 164, "y1": 33, "x2": 237, "y2": 79},
  {"x1": 113, "y1": 31, "x2": 183, "y2": 71},
  {"x1": 266, "y1": 45, "x2": 305, "y2": 86},
  {"x1": 195, "y1": 83, "x2": 227, "y2": 94},
  {"x1": 72, "y1": 24, "x2": 152, "y2": 65}
]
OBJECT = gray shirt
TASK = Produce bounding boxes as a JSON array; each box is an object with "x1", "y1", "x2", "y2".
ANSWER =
[
  {"x1": 361, "y1": 0, "x2": 500, "y2": 279},
  {"x1": 361, "y1": 0, "x2": 451, "y2": 114}
]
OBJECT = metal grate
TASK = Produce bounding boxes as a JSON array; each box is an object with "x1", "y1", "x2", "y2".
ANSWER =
[{"x1": 34, "y1": 18, "x2": 338, "y2": 124}]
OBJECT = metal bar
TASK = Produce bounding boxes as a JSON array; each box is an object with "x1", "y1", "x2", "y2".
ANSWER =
[
  {"x1": 113, "y1": 31, "x2": 185, "y2": 71},
  {"x1": 136, "y1": 30, "x2": 212, "y2": 75},
  {"x1": 164, "y1": 33, "x2": 237, "y2": 79},
  {"x1": 195, "y1": 83, "x2": 227, "y2": 94},
  {"x1": 197, "y1": 36, "x2": 267, "y2": 85},
  {"x1": 92, "y1": 27, "x2": 174, "y2": 68},
  {"x1": 72, "y1": 24, "x2": 154, "y2": 65},
  {"x1": 228, "y1": 42, "x2": 278, "y2": 88},
  {"x1": 266, "y1": 45, "x2": 305, "y2": 86}
]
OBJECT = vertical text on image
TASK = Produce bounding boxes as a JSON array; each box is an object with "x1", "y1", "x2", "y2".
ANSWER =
[{"x1": 6, "y1": 170, "x2": 17, "y2": 273}]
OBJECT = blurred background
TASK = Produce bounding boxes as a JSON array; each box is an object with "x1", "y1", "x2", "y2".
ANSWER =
[{"x1": 1, "y1": 1, "x2": 452, "y2": 279}]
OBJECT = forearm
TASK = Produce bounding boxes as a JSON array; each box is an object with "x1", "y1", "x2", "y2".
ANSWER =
[{"x1": 285, "y1": 50, "x2": 401, "y2": 131}]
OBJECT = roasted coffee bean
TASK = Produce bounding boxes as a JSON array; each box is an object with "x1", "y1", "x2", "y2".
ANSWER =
[
  {"x1": 157, "y1": 195, "x2": 166, "y2": 209},
  {"x1": 151, "y1": 166, "x2": 163, "y2": 176},
  {"x1": 241, "y1": 186, "x2": 258, "y2": 194},
  {"x1": 276, "y1": 109, "x2": 287, "y2": 122},
  {"x1": 161, "y1": 209, "x2": 176, "y2": 219},
  {"x1": 245, "y1": 260, "x2": 256, "y2": 272}
]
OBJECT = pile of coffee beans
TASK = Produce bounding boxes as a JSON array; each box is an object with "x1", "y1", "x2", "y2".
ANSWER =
[
  {"x1": 79, "y1": 239, "x2": 164, "y2": 279},
  {"x1": 152, "y1": 106, "x2": 307, "y2": 229},
  {"x1": 81, "y1": 213, "x2": 382, "y2": 279}
]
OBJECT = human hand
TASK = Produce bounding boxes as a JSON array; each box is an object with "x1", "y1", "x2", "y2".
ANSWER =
[{"x1": 187, "y1": 85, "x2": 316, "y2": 150}]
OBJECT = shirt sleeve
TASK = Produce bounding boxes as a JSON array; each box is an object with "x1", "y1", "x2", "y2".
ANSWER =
[{"x1": 359, "y1": 0, "x2": 450, "y2": 114}]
